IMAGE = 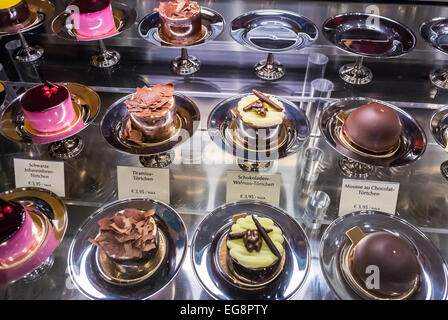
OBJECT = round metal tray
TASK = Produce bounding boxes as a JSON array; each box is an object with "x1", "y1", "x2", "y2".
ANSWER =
[
  {"x1": 322, "y1": 12, "x2": 416, "y2": 58},
  {"x1": 68, "y1": 198, "x2": 187, "y2": 300},
  {"x1": 191, "y1": 200, "x2": 310, "y2": 300},
  {"x1": 100, "y1": 92, "x2": 200, "y2": 156},
  {"x1": 0, "y1": 83, "x2": 100, "y2": 145},
  {"x1": 430, "y1": 107, "x2": 448, "y2": 151},
  {"x1": 319, "y1": 97, "x2": 427, "y2": 167},
  {"x1": 207, "y1": 93, "x2": 309, "y2": 162},
  {"x1": 320, "y1": 210, "x2": 448, "y2": 300},
  {"x1": 230, "y1": 9, "x2": 318, "y2": 52},
  {"x1": 0, "y1": 0, "x2": 55, "y2": 37},
  {"x1": 420, "y1": 17, "x2": 448, "y2": 55},
  {"x1": 51, "y1": 1, "x2": 136, "y2": 42},
  {"x1": 138, "y1": 7, "x2": 225, "y2": 48}
]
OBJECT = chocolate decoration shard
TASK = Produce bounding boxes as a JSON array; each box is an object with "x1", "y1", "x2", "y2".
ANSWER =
[
  {"x1": 252, "y1": 216, "x2": 282, "y2": 259},
  {"x1": 228, "y1": 228, "x2": 273, "y2": 240},
  {"x1": 252, "y1": 89, "x2": 284, "y2": 112}
]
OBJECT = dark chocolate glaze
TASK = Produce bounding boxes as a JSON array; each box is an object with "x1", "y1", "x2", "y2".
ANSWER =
[
  {"x1": 20, "y1": 83, "x2": 70, "y2": 112},
  {"x1": 0, "y1": 1, "x2": 30, "y2": 33},
  {"x1": 353, "y1": 231, "x2": 420, "y2": 296},
  {"x1": 0, "y1": 198, "x2": 26, "y2": 244},
  {"x1": 343, "y1": 103, "x2": 402, "y2": 153},
  {"x1": 69, "y1": 0, "x2": 110, "y2": 14},
  {"x1": 159, "y1": 10, "x2": 202, "y2": 45},
  {"x1": 227, "y1": 251, "x2": 281, "y2": 283}
]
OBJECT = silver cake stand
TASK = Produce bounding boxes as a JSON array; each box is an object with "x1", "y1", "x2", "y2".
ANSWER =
[
  {"x1": 420, "y1": 18, "x2": 448, "y2": 90},
  {"x1": 0, "y1": 0, "x2": 55, "y2": 63},
  {"x1": 322, "y1": 12, "x2": 416, "y2": 85},
  {"x1": 207, "y1": 93, "x2": 310, "y2": 171},
  {"x1": 191, "y1": 200, "x2": 310, "y2": 300},
  {"x1": 320, "y1": 210, "x2": 448, "y2": 300},
  {"x1": 68, "y1": 198, "x2": 187, "y2": 300},
  {"x1": 0, "y1": 187, "x2": 67, "y2": 284},
  {"x1": 138, "y1": 8, "x2": 225, "y2": 76},
  {"x1": 430, "y1": 107, "x2": 448, "y2": 180},
  {"x1": 51, "y1": 1, "x2": 136, "y2": 68},
  {"x1": 230, "y1": 10, "x2": 318, "y2": 81},
  {"x1": 100, "y1": 92, "x2": 200, "y2": 168},
  {"x1": 0, "y1": 82, "x2": 100, "y2": 160},
  {"x1": 319, "y1": 97, "x2": 427, "y2": 179}
]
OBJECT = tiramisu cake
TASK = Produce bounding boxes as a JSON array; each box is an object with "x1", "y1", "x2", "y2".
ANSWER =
[
  {"x1": 122, "y1": 83, "x2": 178, "y2": 144},
  {"x1": 0, "y1": 0, "x2": 31, "y2": 33},
  {"x1": 155, "y1": 0, "x2": 203, "y2": 45}
]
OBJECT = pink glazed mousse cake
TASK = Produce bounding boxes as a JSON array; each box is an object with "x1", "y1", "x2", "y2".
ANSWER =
[
  {"x1": 20, "y1": 82, "x2": 77, "y2": 133},
  {"x1": 0, "y1": 199, "x2": 39, "y2": 267},
  {"x1": 69, "y1": 0, "x2": 116, "y2": 38}
]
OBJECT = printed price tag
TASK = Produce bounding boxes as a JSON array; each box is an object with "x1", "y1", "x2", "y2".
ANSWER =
[
  {"x1": 339, "y1": 179, "x2": 400, "y2": 216},
  {"x1": 117, "y1": 166, "x2": 170, "y2": 203},
  {"x1": 14, "y1": 158, "x2": 65, "y2": 197},
  {"x1": 226, "y1": 171, "x2": 281, "y2": 206}
]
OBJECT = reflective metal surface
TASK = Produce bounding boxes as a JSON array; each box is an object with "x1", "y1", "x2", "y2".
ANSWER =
[
  {"x1": 100, "y1": 92, "x2": 200, "y2": 156},
  {"x1": 68, "y1": 198, "x2": 187, "y2": 300},
  {"x1": 207, "y1": 93, "x2": 309, "y2": 161},
  {"x1": 320, "y1": 211, "x2": 448, "y2": 300},
  {"x1": 191, "y1": 200, "x2": 310, "y2": 300},
  {"x1": 51, "y1": 1, "x2": 137, "y2": 42},
  {"x1": 0, "y1": 83, "x2": 100, "y2": 145},
  {"x1": 230, "y1": 10, "x2": 318, "y2": 52},
  {"x1": 320, "y1": 97, "x2": 427, "y2": 167},
  {"x1": 430, "y1": 106, "x2": 448, "y2": 151},
  {"x1": 322, "y1": 12, "x2": 416, "y2": 58}
]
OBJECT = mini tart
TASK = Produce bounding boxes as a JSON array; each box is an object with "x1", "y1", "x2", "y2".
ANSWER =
[
  {"x1": 237, "y1": 94, "x2": 285, "y2": 128},
  {"x1": 226, "y1": 214, "x2": 284, "y2": 283}
]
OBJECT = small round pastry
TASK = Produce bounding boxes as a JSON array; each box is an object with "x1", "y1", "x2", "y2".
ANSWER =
[
  {"x1": 226, "y1": 214, "x2": 284, "y2": 283},
  {"x1": 155, "y1": 0, "x2": 202, "y2": 45},
  {"x1": 0, "y1": 0, "x2": 31, "y2": 33},
  {"x1": 235, "y1": 90, "x2": 286, "y2": 142},
  {"x1": 353, "y1": 231, "x2": 420, "y2": 297},
  {"x1": 0, "y1": 198, "x2": 38, "y2": 267},
  {"x1": 20, "y1": 82, "x2": 77, "y2": 133},
  {"x1": 343, "y1": 102, "x2": 402, "y2": 154},
  {"x1": 69, "y1": 0, "x2": 116, "y2": 38},
  {"x1": 122, "y1": 84, "x2": 178, "y2": 144}
]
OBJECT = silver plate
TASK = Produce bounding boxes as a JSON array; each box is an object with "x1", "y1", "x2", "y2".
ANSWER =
[
  {"x1": 322, "y1": 12, "x2": 416, "y2": 58},
  {"x1": 51, "y1": 1, "x2": 136, "y2": 42},
  {"x1": 320, "y1": 210, "x2": 448, "y2": 300},
  {"x1": 191, "y1": 200, "x2": 310, "y2": 300},
  {"x1": 68, "y1": 198, "x2": 188, "y2": 300},
  {"x1": 0, "y1": 83, "x2": 100, "y2": 145},
  {"x1": 100, "y1": 93, "x2": 200, "y2": 156},
  {"x1": 0, "y1": 0, "x2": 55, "y2": 37},
  {"x1": 138, "y1": 8, "x2": 225, "y2": 48},
  {"x1": 430, "y1": 106, "x2": 448, "y2": 151},
  {"x1": 207, "y1": 93, "x2": 310, "y2": 162},
  {"x1": 420, "y1": 17, "x2": 448, "y2": 55},
  {"x1": 319, "y1": 97, "x2": 427, "y2": 167},
  {"x1": 230, "y1": 9, "x2": 318, "y2": 52}
]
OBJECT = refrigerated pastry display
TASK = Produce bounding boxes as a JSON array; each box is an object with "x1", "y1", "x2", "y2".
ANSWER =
[{"x1": 1, "y1": 0, "x2": 448, "y2": 302}]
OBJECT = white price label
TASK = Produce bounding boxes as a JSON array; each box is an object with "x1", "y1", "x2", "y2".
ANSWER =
[
  {"x1": 14, "y1": 158, "x2": 65, "y2": 197},
  {"x1": 339, "y1": 179, "x2": 400, "y2": 216},
  {"x1": 117, "y1": 166, "x2": 170, "y2": 203},
  {"x1": 226, "y1": 171, "x2": 281, "y2": 206}
]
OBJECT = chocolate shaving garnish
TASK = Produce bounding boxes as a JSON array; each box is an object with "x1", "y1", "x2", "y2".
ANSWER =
[
  {"x1": 252, "y1": 216, "x2": 282, "y2": 259},
  {"x1": 252, "y1": 89, "x2": 284, "y2": 112},
  {"x1": 155, "y1": 0, "x2": 199, "y2": 19},
  {"x1": 228, "y1": 228, "x2": 273, "y2": 240}
]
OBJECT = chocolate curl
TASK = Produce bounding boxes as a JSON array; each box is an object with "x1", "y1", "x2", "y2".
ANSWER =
[
  {"x1": 243, "y1": 99, "x2": 268, "y2": 116},
  {"x1": 252, "y1": 216, "x2": 282, "y2": 259},
  {"x1": 252, "y1": 89, "x2": 284, "y2": 111}
]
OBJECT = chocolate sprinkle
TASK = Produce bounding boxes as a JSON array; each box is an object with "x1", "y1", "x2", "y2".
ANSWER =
[
  {"x1": 252, "y1": 216, "x2": 282, "y2": 259},
  {"x1": 252, "y1": 89, "x2": 284, "y2": 112}
]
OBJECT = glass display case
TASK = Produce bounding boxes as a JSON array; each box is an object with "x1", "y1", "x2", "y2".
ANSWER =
[{"x1": 1, "y1": 0, "x2": 448, "y2": 300}]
